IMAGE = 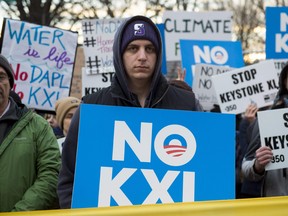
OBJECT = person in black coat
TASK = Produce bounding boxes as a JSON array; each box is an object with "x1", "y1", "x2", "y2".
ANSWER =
[{"x1": 57, "y1": 15, "x2": 203, "y2": 208}]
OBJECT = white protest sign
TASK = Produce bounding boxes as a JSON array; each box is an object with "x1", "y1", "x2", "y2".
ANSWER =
[
  {"x1": 81, "y1": 68, "x2": 113, "y2": 97},
  {"x1": 273, "y1": 59, "x2": 288, "y2": 75},
  {"x1": 1, "y1": 19, "x2": 78, "y2": 111},
  {"x1": 163, "y1": 10, "x2": 233, "y2": 62},
  {"x1": 212, "y1": 60, "x2": 279, "y2": 114},
  {"x1": 82, "y1": 18, "x2": 124, "y2": 74},
  {"x1": 258, "y1": 108, "x2": 288, "y2": 170},
  {"x1": 192, "y1": 64, "x2": 230, "y2": 111}
]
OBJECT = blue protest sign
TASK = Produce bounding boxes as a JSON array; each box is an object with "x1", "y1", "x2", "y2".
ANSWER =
[
  {"x1": 72, "y1": 104, "x2": 235, "y2": 208},
  {"x1": 266, "y1": 7, "x2": 288, "y2": 59},
  {"x1": 180, "y1": 40, "x2": 244, "y2": 87}
]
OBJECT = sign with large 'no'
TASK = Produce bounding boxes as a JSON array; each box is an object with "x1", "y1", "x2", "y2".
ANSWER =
[{"x1": 72, "y1": 104, "x2": 235, "y2": 208}]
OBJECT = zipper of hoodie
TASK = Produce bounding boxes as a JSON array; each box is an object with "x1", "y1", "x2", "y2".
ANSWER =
[
  {"x1": 111, "y1": 92, "x2": 142, "y2": 107},
  {"x1": 112, "y1": 85, "x2": 169, "y2": 108},
  {"x1": 150, "y1": 86, "x2": 169, "y2": 108}
]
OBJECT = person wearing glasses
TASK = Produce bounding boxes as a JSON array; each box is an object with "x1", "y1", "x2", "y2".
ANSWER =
[{"x1": 0, "y1": 54, "x2": 61, "y2": 212}]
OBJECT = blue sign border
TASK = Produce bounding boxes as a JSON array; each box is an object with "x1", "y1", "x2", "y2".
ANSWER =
[{"x1": 72, "y1": 104, "x2": 235, "y2": 208}]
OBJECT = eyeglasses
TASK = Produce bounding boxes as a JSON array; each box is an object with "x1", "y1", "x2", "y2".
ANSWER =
[{"x1": 0, "y1": 74, "x2": 9, "y2": 84}]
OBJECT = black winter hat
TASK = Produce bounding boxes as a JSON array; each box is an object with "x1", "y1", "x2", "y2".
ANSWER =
[
  {"x1": 0, "y1": 54, "x2": 14, "y2": 89},
  {"x1": 120, "y1": 19, "x2": 160, "y2": 54}
]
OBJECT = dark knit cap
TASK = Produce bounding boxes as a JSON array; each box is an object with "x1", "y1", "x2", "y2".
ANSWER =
[
  {"x1": 0, "y1": 54, "x2": 14, "y2": 89},
  {"x1": 120, "y1": 19, "x2": 160, "y2": 54}
]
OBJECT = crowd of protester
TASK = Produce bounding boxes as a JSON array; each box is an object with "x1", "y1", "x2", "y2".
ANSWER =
[{"x1": 0, "y1": 15, "x2": 287, "y2": 212}]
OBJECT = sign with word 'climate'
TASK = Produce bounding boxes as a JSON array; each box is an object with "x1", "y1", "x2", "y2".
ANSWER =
[
  {"x1": 0, "y1": 19, "x2": 78, "y2": 111},
  {"x1": 163, "y1": 10, "x2": 233, "y2": 62},
  {"x1": 258, "y1": 108, "x2": 288, "y2": 170},
  {"x1": 72, "y1": 104, "x2": 235, "y2": 208}
]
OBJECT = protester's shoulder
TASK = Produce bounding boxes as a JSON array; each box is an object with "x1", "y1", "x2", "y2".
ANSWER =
[
  {"x1": 30, "y1": 111, "x2": 51, "y2": 126},
  {"x1": 16, "y1": 109, "x2": 52, "y2": 134},
  {"x1": 168, "y1": 84, "x2": 196, "y2": 98},
  {"x1": 164, "y1": 85, "x2": 201, "y2": 111},
  {"x1": 82, "y1": 87, "x2": 112, "y2": 104}
]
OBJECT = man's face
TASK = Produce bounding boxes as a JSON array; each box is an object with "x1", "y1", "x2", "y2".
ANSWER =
[
  {"x1": 123, "y1": 40, "x2": 157, "y2": 84},
  {"x1": 0, "y1": 66, "x2": 10, "y2": 108}
]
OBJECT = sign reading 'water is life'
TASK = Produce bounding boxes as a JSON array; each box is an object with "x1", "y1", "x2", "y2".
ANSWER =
[
  {"x1": 0, "y1": 19, "x2": 78, "y2": 111},
  {"x1": 72, "y1": 104, "x2": 235, "y2": 208}
]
